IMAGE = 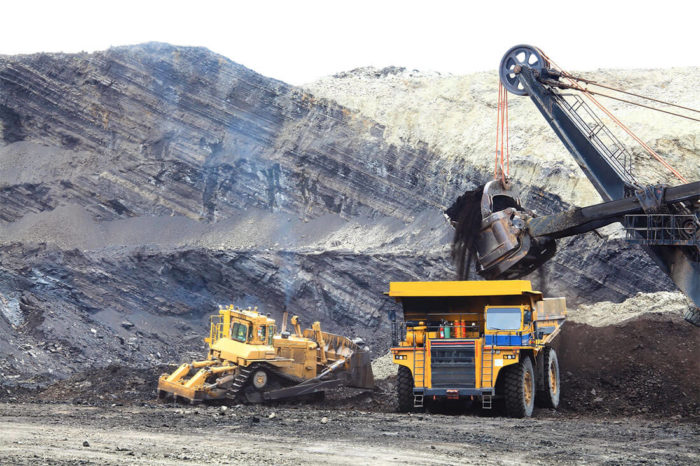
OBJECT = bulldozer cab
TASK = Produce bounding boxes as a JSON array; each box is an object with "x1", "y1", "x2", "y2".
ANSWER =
[{"x1": 206, "y1": 305, "x2": 276, "y2": 348}]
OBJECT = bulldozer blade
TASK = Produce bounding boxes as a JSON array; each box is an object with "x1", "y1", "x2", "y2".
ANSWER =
[
  {"x1": 348, "y1": 350, "x2": 374, "y2": 389},
  {"x1": 263, "y1": 379, "x2": 343, "y2": 401}
]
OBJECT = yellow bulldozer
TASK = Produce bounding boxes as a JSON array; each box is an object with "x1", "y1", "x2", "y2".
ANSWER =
[{"x1": 157, "y1": 305, "x2": 374, "y2": 404}]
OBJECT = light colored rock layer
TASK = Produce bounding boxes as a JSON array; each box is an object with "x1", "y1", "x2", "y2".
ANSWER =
[
  {"x1": 305, "y1": 67, "x2": 699, "y2": 206},
  {"x1": 567, "y1": 291, "x2": 691, "y2": 327}
]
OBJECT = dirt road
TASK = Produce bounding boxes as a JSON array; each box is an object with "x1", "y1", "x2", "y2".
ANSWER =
[{"x1": 1, "y1": 403, "x2": 697, "y2": 465}]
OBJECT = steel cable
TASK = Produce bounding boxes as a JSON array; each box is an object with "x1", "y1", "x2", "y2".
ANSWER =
[
  {"x1": 537, "y1": 50, "x2": 689, "y2": 183},
  {"x1": 561, "y1": 73, "x2": 700, "y2": 114}
]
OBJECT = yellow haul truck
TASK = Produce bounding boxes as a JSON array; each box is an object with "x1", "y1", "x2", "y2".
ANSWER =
[
  {"x1": 158, "y1": 305, "x2": 374, "y2": 404},
  {"x1": 389, "y1": 280, "x2": 565, "y2": 417}
]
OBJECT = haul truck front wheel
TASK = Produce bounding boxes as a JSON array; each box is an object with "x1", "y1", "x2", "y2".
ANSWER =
[
  {"x1": 397, "y1": 365, "x2": 414, "y2": 413},
  {"x1": 504, "y1": 357, "x2": 535, "y2": 418},
  {"x1": 537, "y1": 347, "x2": 560, "y2": 408}
]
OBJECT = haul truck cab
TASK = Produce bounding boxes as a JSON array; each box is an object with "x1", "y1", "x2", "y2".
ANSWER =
[{"x1": 389, "y1": 280, "x2": 566, "y2": 418}]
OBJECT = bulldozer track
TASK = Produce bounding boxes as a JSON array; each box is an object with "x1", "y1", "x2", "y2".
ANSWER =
[{"x1": 225, "y1": 366, "x2": 253, "y2": 402}]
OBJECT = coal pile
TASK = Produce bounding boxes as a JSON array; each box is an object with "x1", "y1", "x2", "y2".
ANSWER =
[
  {"x1": 445, "y1": 185, "x2": 485, "y2": 280},
  {"x1": 2, "y1": 364, "x2": 170, "y2": 405},
  {"x1": 556, "y1": 312, "x2": 699, "y2": 418}
]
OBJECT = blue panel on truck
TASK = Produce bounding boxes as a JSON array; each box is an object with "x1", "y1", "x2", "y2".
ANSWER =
[{"x1": 485, "y1": 333, "x2": 531, "y2": 346}]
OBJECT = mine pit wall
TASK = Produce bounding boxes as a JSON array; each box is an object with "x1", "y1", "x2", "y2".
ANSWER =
[
  {"x1": 0, "y1": 237, "x2": 675, "y2": 388},
  {"x1": 0, "y1": 44, "x2": 685, "y2": 388}
]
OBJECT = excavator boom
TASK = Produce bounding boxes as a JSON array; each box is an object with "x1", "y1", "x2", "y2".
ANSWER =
[{"x1": 454, "y1": 45, "x2": 700, "y2": 317}]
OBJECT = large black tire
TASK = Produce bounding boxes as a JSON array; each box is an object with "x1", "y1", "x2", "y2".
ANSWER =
[
  {"x1": 397, "y1": 365, "x2": 414, "y2": 413},
  {"x1": 504, "y1": 357, "x2": 535, "y2": 418},
  {"x1": 537, "y1": 347, "x2": 560, "y2": 409}
]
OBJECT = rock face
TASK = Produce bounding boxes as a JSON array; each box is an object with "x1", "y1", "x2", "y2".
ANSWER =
[
  {"x1": 305, "y1": 66, "x2": 700, "y2": 206},
  {"x1": 0, "y1": 43, "x2": 692, "y2": 384}
]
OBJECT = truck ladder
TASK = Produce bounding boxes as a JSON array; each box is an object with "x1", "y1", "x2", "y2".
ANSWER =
[
  {"x1": 413, "y1": 345, "x2": 426, "y2": 408},
  {"x1": 481, "y1": 340, "x2": 495, "y2": 409}
]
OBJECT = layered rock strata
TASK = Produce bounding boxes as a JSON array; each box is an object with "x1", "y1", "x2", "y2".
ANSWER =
[{"x1": 0, "y1": 44, "x2": 689, "y2": 383}]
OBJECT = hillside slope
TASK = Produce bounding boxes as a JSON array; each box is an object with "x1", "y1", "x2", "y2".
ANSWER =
[
  {"x1": 0, "y1": 44, "x2": 691, "y2": 384},
  {"x1": 305, "y1": 65, "x2": 699, "y2": 206}
]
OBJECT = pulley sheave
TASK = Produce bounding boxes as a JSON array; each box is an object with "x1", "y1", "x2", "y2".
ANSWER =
[{"x1": 499, "y1": 44, "x2": 547, "y2": 96}]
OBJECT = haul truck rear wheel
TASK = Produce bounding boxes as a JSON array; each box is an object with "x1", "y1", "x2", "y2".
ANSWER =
[
  {"x1": 397, "y1": 365, "x2": 414, "y2": 413},
  {"x1": 504, "y1": 357, "x2": 535, "y2": 418},
  {"x1": 537, "y1": 347, "x2": 560, "y2": 409}
]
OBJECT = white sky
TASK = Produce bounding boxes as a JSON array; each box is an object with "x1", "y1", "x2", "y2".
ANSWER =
[{"x1": 2, "y1": 0, "x2": 698, "y2": 85}]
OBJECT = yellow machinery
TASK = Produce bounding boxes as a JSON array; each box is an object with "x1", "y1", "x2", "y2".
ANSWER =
[
  {"x1": 158, "y1": 305, "x2": 374, "y2": 404},
  {"x1": 389, "y1": 280, "x2": 565, "y2": 418}
]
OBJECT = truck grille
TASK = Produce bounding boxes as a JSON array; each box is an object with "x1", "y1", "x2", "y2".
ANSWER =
[{"x1": 430, "y1": 344, "x2": 476, "y2": 388}]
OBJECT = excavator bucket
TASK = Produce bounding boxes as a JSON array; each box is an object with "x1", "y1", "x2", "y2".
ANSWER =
[{"x1": 447, "y1": 180, "x2": 556, "y2": 280}]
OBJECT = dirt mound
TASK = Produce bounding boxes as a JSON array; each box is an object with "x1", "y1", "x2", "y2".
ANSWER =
[
  {"x1": 29, "y1": 365, "x2": 169, "y2": 405},
  {"x1": 370, "y1": 351, "x2": 395, "y2": 380},
  {"x1": 557, "y1": 312, "x2": 699, "y2": 418}
]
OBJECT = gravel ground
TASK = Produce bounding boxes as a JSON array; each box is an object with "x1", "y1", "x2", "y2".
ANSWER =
[{"x1": 1, "y1": 402, "x2": 697, "y2": 465}]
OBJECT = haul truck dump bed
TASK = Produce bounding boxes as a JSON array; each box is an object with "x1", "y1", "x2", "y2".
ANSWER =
[{"x1": 389, "y1": 280, "x2": 566, "y2": 417}]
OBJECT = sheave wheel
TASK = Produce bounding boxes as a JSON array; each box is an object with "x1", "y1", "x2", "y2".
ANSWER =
[
  {"x1": 537, "y1": 347, "x2": 560, "y2": 409},
  {"x1": 499, "y1": 44, "x2": 547, "y2": 96},
  {"x1": 397, "y1": 365, "x2": 414, "y2": 413},
  {"x1": 503, "y1": 357, "x2": 535, "y2": 418}
]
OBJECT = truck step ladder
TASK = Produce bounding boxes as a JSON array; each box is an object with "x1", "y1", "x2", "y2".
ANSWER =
[
  {"x1": 413, "y1": 345, "x2": 426, "y2": 408},
  {"x1": 481, "y1": 340, "x2": 495, "y2": 410}
]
